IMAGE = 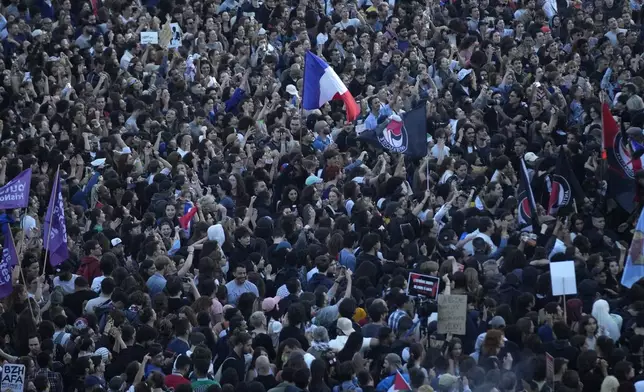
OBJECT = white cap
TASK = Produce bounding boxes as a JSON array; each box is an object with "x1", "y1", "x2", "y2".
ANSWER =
[
  {"x1": 31, "y1": 29, "x2": 43, "y2": 37},
  {"x1": 457, "y1": 68, "x2": 472, "y2": 81},
  {"x1": 285, "y1": 84, "x2": 299, "y2": 97},
  {"x1": 111, "y1": 238, "x2": 123, "y2": 247},
  {"x1": 524, "y1": 152, "x2": 538, "y2": 163},
  {"x1": 90, "y1": 158, "x2": 106, "y2": 167},
  {"x1": 258, "y1": 28, "x2": 267, "y2": 35}
]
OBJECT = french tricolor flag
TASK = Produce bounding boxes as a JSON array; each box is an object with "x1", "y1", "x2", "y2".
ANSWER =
[{"x1": 303, "y1": 51, "x2": 360, "y2": 122}]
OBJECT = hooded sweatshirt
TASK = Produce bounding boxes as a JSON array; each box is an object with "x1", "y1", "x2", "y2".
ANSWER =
[
  {"x1": 207, "y1": 224, "x2": 226, "y2": 245},
  {"x1": 78, "y1": 256, "x2": 101, "y2": 282},
  {"x1": 307, "y1": 271, "x2": 334, "y2": 292}
]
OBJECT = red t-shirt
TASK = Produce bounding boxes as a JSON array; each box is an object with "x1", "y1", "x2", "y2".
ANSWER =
[{"x1": 165, "y1": 374, "x2": 190, "y2": 389}]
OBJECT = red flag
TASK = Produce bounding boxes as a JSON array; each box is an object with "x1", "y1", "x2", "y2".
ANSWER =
[
  {"x1": 602, "y1": 102, "x2": 619, "y2": 157},
  {"x1": 602, "y1": 102, "x2": 640, "y2": 212},
  {"x1": 517, "y1": 159, "x2": 539, "y2": 231},
  {"x1": 548, "y1": 151, "x2": 585, "y2": 216},
  {"x1": 179, "y1": 206, "x2": 198, "y2": 229},
  {"x1": 387, "y1": 371, "x2": 411, "y2": 392}
]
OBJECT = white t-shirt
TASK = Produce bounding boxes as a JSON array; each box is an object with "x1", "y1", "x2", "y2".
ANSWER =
[
  {"x1": 53, "y1": 274, "x2": 80, "y2": 294},
  {"x1": 177, "y1": 148, "x2": 190, "y2": 158},
  {"x1": 21, "y1": 215, "x2": 37, "y2": 236},
  {"x1": 53, "y1": 330, "x2": 71, "y2": 346},
  {"x1": 439, "y1": 169, "x2": 454, "y2": 185},
  {"x1": 463, "y1": 231, "x2": 497, "y2": 256},
  {"x1": 604, "y1": 29, "x2": 627, "y2": 46},
  {"x1": 307, "y1": 267, "x2": 319, "y2": 281},
  {"x1": 91, "y1": 276, "x2": 106, "y2": 293},
  {"x1": 335, "y1": 18, "x2": 361, "y2": 29},
  {"x1": 316, "y1": 33, "x2": 328, "y2": 46},
  {"x1": 431, "y1": 144, "x2": 450, "y2": 160},
  {"x1": 329, "y1": 334, "x2": 372, "y2": 352},
  {"x1": 85, "y1": 295, "x2": 111, "y2": 315}
]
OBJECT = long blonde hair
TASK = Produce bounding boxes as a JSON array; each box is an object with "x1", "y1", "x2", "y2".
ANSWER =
[{"x1": 464, "y1": 267, "x2": 480, "y2": 294}]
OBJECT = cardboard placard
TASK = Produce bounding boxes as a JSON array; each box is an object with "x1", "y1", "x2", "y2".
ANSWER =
[
  {"x1": 549, "y1": 260, "x2": 577, "y2": 296},
  {"x1": 140, "y1": 31, "x2": 159, "y2": 44},
  {"x1": 159, "y1": 21, "x2": 172, "y2": 48},
  {"x1": 437, "y1": 294, "x2": 467, "y2": 335},
  {"x1": 407, "y1": 272, "x2": 440, "y2": 299},
  {"x1": 169, "y1": 23, "x2": 182, "y2": 48},
  {"x1": 1, "y1": 364, "x2": 25, "y2": 392}
]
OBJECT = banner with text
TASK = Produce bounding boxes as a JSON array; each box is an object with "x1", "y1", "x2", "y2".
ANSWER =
[{"x1": 407, "y1": 272, "x2": 440, "y2": 299}]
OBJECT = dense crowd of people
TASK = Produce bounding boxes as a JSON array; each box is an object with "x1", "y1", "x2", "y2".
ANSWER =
[{"x1": 3, "y1": 0, "x2": 644, "y2": 390}]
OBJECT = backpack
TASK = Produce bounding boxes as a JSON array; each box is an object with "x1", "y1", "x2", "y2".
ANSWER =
[
  {"x1": 213, "y1": 357, "x2": 235, "y2": 382},
  {"x1": 53, "y1": 331, "x2": 67, "y2": 362},
  {"x1": 94, "y1": 299, "x2": 113, "y2": 332},
  {"x1": 148, "y1": 191, "x2": 174, "y2": 217}
]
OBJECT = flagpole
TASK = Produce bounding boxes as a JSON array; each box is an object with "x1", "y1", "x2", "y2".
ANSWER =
[
  {"x1": 426, "y1": 153, "x2": 430, "y2": 192},
  {"x1": 301, "y1": 51, "x2": 309, "y2": 145},
  {"x1": 42, "y1": 166, "x2": 60, "y2": 274},
  {"x1": 10, "y1": 227, "x2": 35, "y2": 321},
  {"x1": 18, "y1": 208, "x2": 27, "y2": 261}
]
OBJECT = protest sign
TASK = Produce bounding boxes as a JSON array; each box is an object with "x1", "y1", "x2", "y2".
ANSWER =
[
  {"x1": 140, "y1": 31, "x2": 159, "y2": 44},
  {"x1": 546, "y1": 353, "x2": 554, "y2": 389},
  {"x1": 1, "y1": 364, "x2": 25, "y2": 392},
  {"x1": 169, "y1": 23, "x2": 182, "y2": 48},
  {"x1": 120, "y1": 51, "x2": 133, "y2": 69},
  {"x1": 437, "y1": 294, "x2": 467, "y2": 335},
  {"x1": 407, "y1": 272, "x2": 440, "y2": 299},
  {"x1": 159, "y1": 21, "x2": 172, "y2": 48},
  {"x1": 550, "y1": 260, "x2": 577, "y2": 296}
]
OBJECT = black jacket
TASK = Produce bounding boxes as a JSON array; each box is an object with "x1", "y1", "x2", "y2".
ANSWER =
[{"x1": 544, "y1": 339, "x2": 579, "y2": 370}]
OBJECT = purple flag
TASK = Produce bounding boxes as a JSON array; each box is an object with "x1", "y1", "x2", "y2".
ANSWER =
[
  {"x1": 0, "y1": 224, "x2": 15, "y2": 298},
  {"x1": 0, "y1": 168, "x2": 31, "y2": 210},
  {"x1": 1, "y1": 221, "x2": 16, "y2": 267},
  {"x1": 43, "y1": 169, "x2": 68, "y2": 267}
]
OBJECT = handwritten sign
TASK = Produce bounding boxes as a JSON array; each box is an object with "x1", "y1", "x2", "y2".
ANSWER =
[
  {"x1": 140, "y1": 31, "x2": 159, "y2": 44},
  {"x1": 1, "y1": 364, "x2": 25, "y2": 392},
  {"x1": 407, "y1": 273, "x2": 440, "y2": 299},
  {"x1": 437, "y1": 294, "x2": 467, "y2": 335}
]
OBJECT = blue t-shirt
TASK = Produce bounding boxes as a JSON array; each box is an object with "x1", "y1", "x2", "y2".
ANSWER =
[
  {"x1": 167, "y1": 338, "x2": 190, "y2": 356},
  {"x1": 145, "y1": 363, "x2": 165, "y2": 377}
]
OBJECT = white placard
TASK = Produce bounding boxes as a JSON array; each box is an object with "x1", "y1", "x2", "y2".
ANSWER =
[
  {"x1": 1, "y1": 364, "x2": 25, "y2": 392},
  {"x1": 169, "y1": 23, "x2": 182, "y2": 48},
  {"x1": 140, "y1": 31, "x2": 159, "y2": 44},
  {"x1": 120, "y1": 50, "x2": 133, "y2": 69},
  {"x1": 437, "y1": 294, "x2": 467, "y2": 335},
  {"x1": 549, "y1": 260, "x2": 577, "y2": 296}
]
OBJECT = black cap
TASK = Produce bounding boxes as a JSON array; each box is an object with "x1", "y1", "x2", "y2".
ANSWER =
[
  {"x1": 591, "y1": 209, "x2": 604, "y2": 218},
  {"x1": 56, "y1": 260, "x2": 74, "y2": 273}
]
